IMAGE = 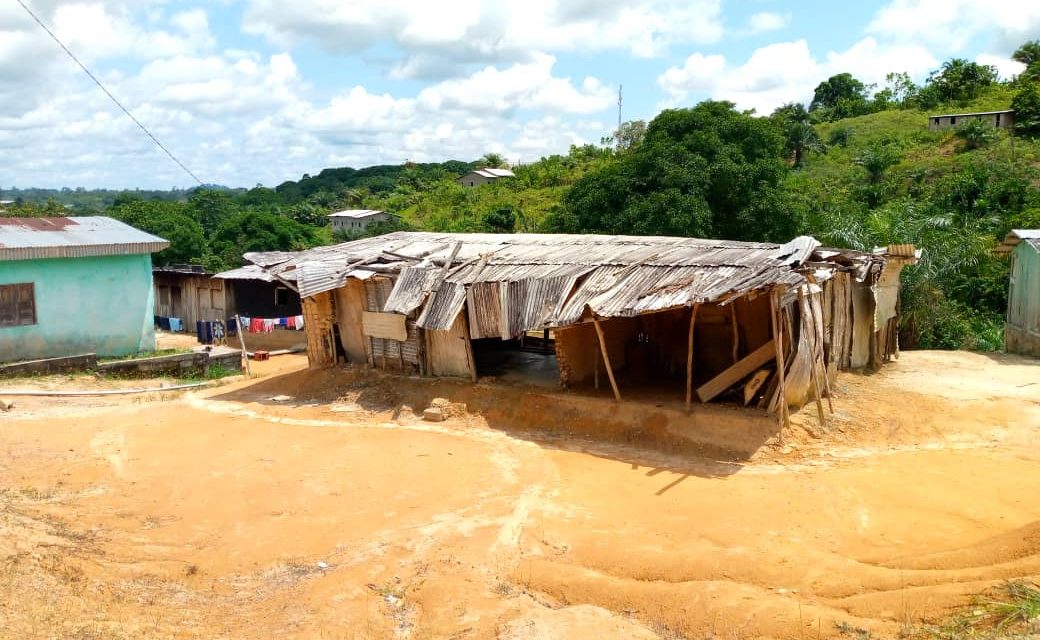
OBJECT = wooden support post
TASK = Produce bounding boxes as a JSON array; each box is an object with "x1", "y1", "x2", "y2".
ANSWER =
[
  {"x1": 592, "y1": 316, "x2": 621, "y2": 402},
  {"x1": 593, "y1": 330, "x2": 600, "y2": 390},
  {"x1": 799, "y1": 287, "x2": 827, "y2": 429},
  {"x1": 685, "y1": 303, "x2": 700, "y2": 411},
  {"x1": 770, "y1": 289, "x2": 790, "y2": 433},
  {"x1": 234, "y1": 314, "x2": 251, "y2": 377},
  {"x1": 805, "y1": 275, "x2": 834, "y2": 413},
  {"x1": 418, "y1": 329, "x2": 427, "y2": 376},
  {"x1": 730, "y1": 303, "x2": 739, "y2": 363},
  {"x1": 462, "y1": 311, "x2": 478, "y2": 383}
]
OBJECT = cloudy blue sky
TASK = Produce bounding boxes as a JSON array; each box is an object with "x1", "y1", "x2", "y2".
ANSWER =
[{"x1": 1, "y1": 0, "x2": 1036, "y2": 189}]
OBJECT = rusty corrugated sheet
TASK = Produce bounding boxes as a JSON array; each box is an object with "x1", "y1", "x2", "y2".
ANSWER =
[
  {"x1": 466, "y1": 281, "x2": 502, "y2": 339},
  {"x1": 502, "y1": 275, "x2": 578, "y2": 337},
  {"x1": 383, "y1": 266, "x2": 439, "y2": 315},
  {"x1": 243, "y1": 232, "x2": 873, "y2": 332},
  {"x1": 416, "y1": 282, "x2": 467, "y2": 331},
  {"x1": 0, "y1": 216, "x2": 168, "y2": 261}
]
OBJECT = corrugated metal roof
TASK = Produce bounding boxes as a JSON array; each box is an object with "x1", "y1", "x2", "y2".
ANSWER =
[
  {"x1": 0, "y1": 217, "x2": 169, "y2": 261},
  {"x1": 154, "y1": 264, "x2": 211, "y2": 275},
  {"x1": 244, "y1": 231, "x2": 864, "y2": 335},
  {"x1": 476, "y1": 168, "x2": 514, "y2": 178},
  {"x1": 212, "y1": 264, "x2": 276, "y2": 282},
  {"x1": 996, "y1": 229, "x2": 1040, "y2": 254},
  {"x1": 1026, "y1": 238, "x2": 1040, "y2": 252},
  {"x1": 460, "y1": 168, "x2": 515, "y2": 179},
  {"x1": 327, "y1": 209, "x2": 391, "y2": 219}
]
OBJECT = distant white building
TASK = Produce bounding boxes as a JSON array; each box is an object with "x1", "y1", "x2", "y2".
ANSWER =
[
  {"x1": 328, "y1": 209, "x2": 396, "y2": 233},
  {"x1": 457, "y1": 168, "x2": 515, "y2": 187},
  {"x1": 928, "y1": 109, "x2": 1015, "y2": 131}
]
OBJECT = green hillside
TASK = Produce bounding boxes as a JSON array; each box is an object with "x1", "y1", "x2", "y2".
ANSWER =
[{"x1": 7, "y1": 47, "x2": 1040, "y2": 352}]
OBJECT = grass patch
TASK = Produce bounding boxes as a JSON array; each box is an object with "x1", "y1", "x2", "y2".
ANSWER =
[
  {"x1": 921, "y1": 580, "x2": 1040, "y2": 639},
  {"x1": 176, "y1": 363, "x2": 240, "y2": 384},
  {"x1": 97, "y1": 349, "x2": 187, "y2": 363}
]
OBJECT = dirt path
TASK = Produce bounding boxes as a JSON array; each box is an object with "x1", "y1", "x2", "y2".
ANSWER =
[{"x1": 0, "y1": 351, "x2": 1037, "y2": 639}]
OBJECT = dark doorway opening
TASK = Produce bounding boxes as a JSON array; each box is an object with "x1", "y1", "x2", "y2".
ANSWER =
[{"x1": 471, "y1": 331, "x2": 559, "y2": 387}]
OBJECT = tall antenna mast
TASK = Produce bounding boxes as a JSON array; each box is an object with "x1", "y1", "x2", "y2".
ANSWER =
[
  {"x1": 611, "y1": 84, "x2": 619, "y2": 151},
  {"x1": 617, "y1": 84, "x2": 623, "y2": 143}
]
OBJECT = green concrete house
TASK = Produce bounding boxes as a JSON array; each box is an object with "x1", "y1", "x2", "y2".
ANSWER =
[
  {"x1": 0, "y1": 217, "x2": 169, "y2": 363},
  {"x1": 1000, "y1": 229, "x2": 1040, "y2": 357}
]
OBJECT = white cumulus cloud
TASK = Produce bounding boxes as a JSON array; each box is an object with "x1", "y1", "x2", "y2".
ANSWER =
[
  {"x1": 659, "y1": 37, "x2": 939, "y2": 114},
  {"x1": 242, "y1": 0, "x2": 724, "y2": 78},
  {"x1": 747, "y1": 12, "x2": 790, "y2": 34},
  {"x1": 868, "y1": 0, "x2": 1040, "y2": 53}
]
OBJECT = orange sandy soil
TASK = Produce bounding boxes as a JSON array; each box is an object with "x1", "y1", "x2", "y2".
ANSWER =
[{"x1": 0, "y1": 351, "x2": 1038, "y2": 639}]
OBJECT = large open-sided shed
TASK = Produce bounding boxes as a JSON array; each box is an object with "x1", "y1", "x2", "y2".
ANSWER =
[{"x1": 246, "y1": 232, "x2": 915, "y2": 420}]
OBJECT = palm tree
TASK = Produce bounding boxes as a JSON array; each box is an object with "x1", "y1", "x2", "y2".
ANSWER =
[
  {"x1": 1013, "y1": 40, "x2": 1040, "y2": 81},
  {"x1": 1013, "y1": 40, "x2": 1040, "y2": 67},
  {"x1": 954, "y1": 119, "x2": 996, "y2": 150},
  {"x1": 788, "y1": 122, "x2": 826, "y2": 167},
  {"x1": 479, "y1": 152, "x2": 507, "y2": 169},
  {"x1": 855, "y1": 145, "x2": 901, "y2": 184}
]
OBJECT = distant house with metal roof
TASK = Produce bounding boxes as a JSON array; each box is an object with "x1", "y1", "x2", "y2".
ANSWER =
[
  {"x1": 928, "y1": 109, "x2": 1014, "y2": 131},
  {"x1": 0, "y1": 216, "x2": 168, "y2": 362},
  {"x1": 457, "y1": 168, "x2": 515, "y2": 187},
  {"x1": 999, "y1": 229, "x2": 1040, "y2": 356},
  {"x1": 328, "y1": 209, "x2": 396, "y2": 234}
]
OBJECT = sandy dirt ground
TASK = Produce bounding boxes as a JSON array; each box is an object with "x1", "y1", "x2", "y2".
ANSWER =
[{"x1": 0, "y1": 350, "x2": 1038, "y2": 639}]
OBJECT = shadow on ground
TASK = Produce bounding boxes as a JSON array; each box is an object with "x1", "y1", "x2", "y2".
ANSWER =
[{"x1": 207, "y1": 365, "x2": 785, "y2": 481}]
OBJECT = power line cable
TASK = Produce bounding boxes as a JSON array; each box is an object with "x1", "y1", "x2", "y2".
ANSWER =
[{"x1": 14, "y1": 0, "x2": 205, "y2": 186}]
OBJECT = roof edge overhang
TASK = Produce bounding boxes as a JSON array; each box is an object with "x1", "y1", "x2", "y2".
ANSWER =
[{"x1": 0, "y1": 241, "x2": 170, "y2": 261}]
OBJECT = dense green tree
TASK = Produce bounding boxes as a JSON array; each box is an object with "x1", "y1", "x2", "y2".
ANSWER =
[
  {"x1": 809, "y1": 73, "x2": 871, "y2": 120},
  {"x1": 1012, "y1": 82, "x2": 1040, "y2": 137},
  {"x1": 108, "y1": 199, "x2": 205, "y2": 266},
  {"x1": 208, "y1": 211, "x2": 317, "y2": 268},
  {"x1": 1012, "y1": 40, "x2": 1040, "y2": 80},
  {"x1": 482, "y1": 205, "x2": 517, "y2": 232},
  {"x1": 601, "y1": 120, "x2": 647, "y2": 153},
  {"x1": 0, "y1": 199, "x2": 67, "y2": 217},
  {"x1": 240, "y1": 186, "x2": 281, "y2": 207},
  {"x1": 186, "y1": 188, "x2": 238, "y2": 235},
  {"x1": 918, "y1": 59, "x2": 998, "y2": 106},
  {"x1": 873, "y1": 72, "x2": 918, "y2": 109},
  {"x1": 553, "y1": 101, "x2": 798, "y2": 241}
]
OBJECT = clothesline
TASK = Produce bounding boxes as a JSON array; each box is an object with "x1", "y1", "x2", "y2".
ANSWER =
[{"x1": 238, "y1": 314, "x2": 305, "y2": 333}]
